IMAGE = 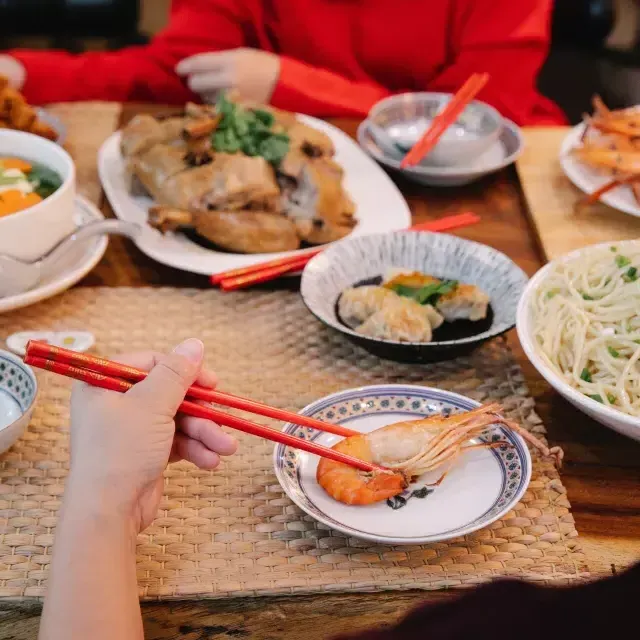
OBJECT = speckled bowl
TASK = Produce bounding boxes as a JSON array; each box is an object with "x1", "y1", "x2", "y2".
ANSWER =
[
  {"x1": 0, "y1": 350, "x2": 37, "y2": 454},
  {"x1": 300, "y1": 232, "x2": 528, "y2": 363}
]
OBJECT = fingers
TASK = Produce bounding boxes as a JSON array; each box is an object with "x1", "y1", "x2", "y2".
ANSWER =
[
  {"x1": 176, "y1": 51, "x2": 234, "y2": 75},
  {"x1": 187, "y1": 70, "x2": 232, "y2": 95},
  {"x1": 179, "y1": 415, "x2": 238, "y2": 456},
  {"x1": 170, "y1": 433, "x2": 221, "y2": 470},
  {"x1": 126, "y1": 339, "x2": 204, "y2": 416}
]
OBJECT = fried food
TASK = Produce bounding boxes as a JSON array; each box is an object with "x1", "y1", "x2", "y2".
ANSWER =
[{"x1": 0, "y1": 76, "x2": 58, "y2": 140}]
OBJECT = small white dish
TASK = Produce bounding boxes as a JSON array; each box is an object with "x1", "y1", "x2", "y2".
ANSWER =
[
  {"x1": 0, "y1": 129, "x2": 76, "y2": 261},
  {"x1": 274, "y1": 384, "x2": 532, "y2": 545},
  {"x1": 517, "y1": 240, "x2": 640, "y2": 441},
  {"x1": 358, "y1": 118, "x2": 523, "y2": 187},
  {"x1": 0, "y1": 196, "x2": 107, "y2": 314},
  {"x1": 6, "y1": 331, "x2": 95, "y2": 357},
  {"x1": 98, "y1": 115, "x2": 412, "y2": 276},
  {"x1": 559, "y1": 123, "x2": 640, "y2": 218},
  {"x1": 0, "y1": 349, "x2": 37, "y2": 454}
]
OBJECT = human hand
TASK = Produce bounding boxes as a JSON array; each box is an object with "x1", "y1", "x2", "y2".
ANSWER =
[
  {"x1": 0, "y1": 55, "x2": 26, "y2": 90},
  {"x1": 68, "y1": 339, "x2": 237, "y2": 533},
  {"x1": 176, "y1": 48, "x2": 281, "y2": 104}
]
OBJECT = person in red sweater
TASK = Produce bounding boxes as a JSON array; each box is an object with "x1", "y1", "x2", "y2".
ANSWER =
[{"x1": 0, "y1": 0, "x2": 566, "y2": 124}]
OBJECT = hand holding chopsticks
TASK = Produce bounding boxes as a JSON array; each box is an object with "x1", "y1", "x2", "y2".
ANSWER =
[{"x1": 25, "y1": 340, "x2": 384, "y2": 473}]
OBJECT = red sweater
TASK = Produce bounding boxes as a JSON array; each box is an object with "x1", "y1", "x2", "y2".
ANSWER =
[{"x1": 11, "y1": 0, "x2": 565, "y2": 125}]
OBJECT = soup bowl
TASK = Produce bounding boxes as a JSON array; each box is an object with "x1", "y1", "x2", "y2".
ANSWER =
[{"x1": 0, "y1": 130, "x2": 76, "y2": 262}]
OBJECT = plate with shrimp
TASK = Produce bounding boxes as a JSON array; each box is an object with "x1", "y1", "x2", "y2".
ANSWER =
[
  {"x1": 560, "y1": 96, "x2": 640, "y2": 217},
  {"x1": 273, "y1": 385, "x2": 557, "y2": 545}
]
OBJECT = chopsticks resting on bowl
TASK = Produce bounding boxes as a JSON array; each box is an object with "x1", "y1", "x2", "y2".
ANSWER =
[
  {"x1": 211, "y1": 211, "x2": 481, "y2": 291},
  {"x1": 24, "y1": 341, "x2": 384, "y2": 473},
  {"x1": 400, "y1": 73, "x2": 490, "y2": 169}
]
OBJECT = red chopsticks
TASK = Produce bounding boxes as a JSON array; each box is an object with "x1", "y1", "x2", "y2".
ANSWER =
[
  {"x1": 212, "y1": 211, "x2": 481, "y2": 291},
  {"x1": 24, "y1": 343, "x2": 384, "y2": 473},
  {"x1": 400, "y1": 73, "x2": 490, "y2": 169},
  {"x1": 26, "y1": 340, "x2": 357, "y2": 439}
]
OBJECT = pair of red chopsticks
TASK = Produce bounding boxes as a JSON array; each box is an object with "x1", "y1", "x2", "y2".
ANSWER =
[
  {"x1": 400, "y1": 73, "x2": 490, "y2": 169},
  {"x1": 211, "y1": 211, "x2": 481, "y2": 291},
  {"x1": 23, "y1": 341, "x2": 386, "y2": 473}
]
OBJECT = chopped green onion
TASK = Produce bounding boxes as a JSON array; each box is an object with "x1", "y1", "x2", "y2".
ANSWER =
[
  {"x1": 610, "y1": 246, "x2": 618, "y2": 252},
  {"x1": 580, "y1": 368, "x2": 592, "y2": 383},
  {"x1": 588, "y1": 394, "x2": 603, "y2": 403},
  {"x1": 546, "y1": 289, "x2": 559, "y2": 299},
  {"x1": 607, "y1": 393, "x2": 616, "y2": 404},
  {"x1": 615, "y1": 255, "x2": 631, "y2": 268},
  {"x1": 581, "y1": 292, "x2": 594, "y2": 300},
  {"x1": 622, "y1": 267, "x2": 638, "y2": 283},
  {"x1": 607, "y1": 346, "x2": 619, "y2": 358}
]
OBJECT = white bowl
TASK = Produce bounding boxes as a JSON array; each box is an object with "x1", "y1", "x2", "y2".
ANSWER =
[
  {"x1": 0, "y1": 130, "x2": 76, "y2": 261},
  {"x1": 516, "y1": 242, "x2": 640, "y2": 441},
  {"x1": 0, "y1": 349, "x2": 38, "y2": 453}
]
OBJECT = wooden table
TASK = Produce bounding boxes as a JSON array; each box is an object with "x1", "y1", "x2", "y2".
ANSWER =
[{"x1": 1, "y1": 107, "x2": 639, "y2": 639}]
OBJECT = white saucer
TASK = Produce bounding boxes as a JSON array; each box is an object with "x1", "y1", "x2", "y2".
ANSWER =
[
  {"x1": 560, "y1": 123, "x2": 640, "y2": 218},
  {"x1": 274, "y1": 385, "x2": 532, "y2": 545},
  {"x1": 0, "y1": 196, "x2": 107, "y2": 314},
  {"x1": 358, "y1": 118, "x2": 524, "y2": 187}
]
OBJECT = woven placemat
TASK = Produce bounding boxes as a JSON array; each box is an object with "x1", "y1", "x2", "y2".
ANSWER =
[
  {"x1": 0, "y1": 288, "x2": 588, "y2": 600},
  {"x1": 47, "y1": 101, "x2": 122, "y2": 205}
]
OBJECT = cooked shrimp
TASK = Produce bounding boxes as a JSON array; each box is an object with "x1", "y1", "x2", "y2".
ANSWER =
[{"x1": 316, "y1": 404, "x2": 562, "y2": 506}]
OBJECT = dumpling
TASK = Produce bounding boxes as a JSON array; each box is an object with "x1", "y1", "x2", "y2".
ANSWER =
[
  {"x1": 338, "y1": 286, "x2": 393, "y2": 328},
  {"x1": 424, "y1": 304, "x2": 445, "y2": 329},
  {"x1": 436, "y1": 284, "x2": 490, "y2": 322},
  {"x1": 356, "y1": 295, "x2": 433, "y2": 343}
]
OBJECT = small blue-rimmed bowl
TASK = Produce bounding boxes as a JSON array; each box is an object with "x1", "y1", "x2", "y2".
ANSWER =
[
  {"x1": 273, "y1": 384, "x2": 532, "y2": 545},
  {"x1": 0, "y1": 350, "x2": 37, "y2": 454}
]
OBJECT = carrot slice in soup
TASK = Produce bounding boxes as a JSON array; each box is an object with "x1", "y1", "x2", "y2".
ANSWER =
[
  {"x1": 0, "y1": 190, "x2": 42, "y2": 217},
  {"x1": 0, "y1": 158, "x2": 33, "y2": 172}
]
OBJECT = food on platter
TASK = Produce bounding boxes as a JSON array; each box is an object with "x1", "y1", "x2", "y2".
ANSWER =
[
  {"x1": 531, "y1": 242, "x2": 640, "y2": 417},
  {"x1": 0, "y1": 76, "x2": 58, "y2": 140},
  {"x1": 338, "y1": 270, "x2": 490, "y2": 343},
  {"x1": 120, "y1": 95, "x2": 357, "y2": 254},
  {"x1": 571, "y1": 96, "x2": 640, "y2": 206},
  {"x1": 316, "y1": 404, "x2": 562, "y2": 505},
  {"x1": 0, "y1": 157, "x2": 63, "y2": 217}
]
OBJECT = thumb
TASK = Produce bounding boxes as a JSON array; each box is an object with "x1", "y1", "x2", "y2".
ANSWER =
[{"x1": 127, "y1": 339, "x2": 204, "y2": 416}]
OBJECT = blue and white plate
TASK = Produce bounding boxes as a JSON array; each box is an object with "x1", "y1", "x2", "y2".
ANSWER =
[
  {"x1": 274, "y1": 385, "x2": 532, "y2": 545},
  {"x1": 301, "y1": 231, "x2": 528, "y2": 363}
]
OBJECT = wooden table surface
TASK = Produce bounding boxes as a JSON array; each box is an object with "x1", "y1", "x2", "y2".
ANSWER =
[{"x1": 1, "y1": 106, "x2": 638, "y2": 639}]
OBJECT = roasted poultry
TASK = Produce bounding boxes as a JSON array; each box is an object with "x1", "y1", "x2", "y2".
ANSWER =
[{"x1": 120, "y1": 98, "x2": 357, "y2": 253}]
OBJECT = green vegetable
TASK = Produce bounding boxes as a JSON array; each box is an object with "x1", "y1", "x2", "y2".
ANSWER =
[
  {"x1": 581, "y1": 292, "x2": 594, "y2": 300},
  {"x1": 389, "y1": 280, "x2": 459, "y2": 306},
  {"x1": 607, "y1": 346, "x2": 619, "y2": 358},
  {"x1": 546, "y1": 289, "x2": 560, "y2": 299},
  {"x1": 615, "y1": 255, "x2": 631, "y2": 268},
  {"x1": 28, "y1": 164, "x2": 63, "y2": 199},
  {"x1": 211, "y1": 94, "x2": 290, "y2": 165},
  {"x1": 610, "y1": 246, "x2": 618, "y2": 252},
  {"x1": 580, "y1": 368, "x2": 592, "y2": 383},
  {"x1": 608, "y1": 393, "x2": 616, "y2": 404},
  {"x1": 0, "y1": 175, "x2": 23, "y2": 186},
  {"x1": 588, "y1": 394, "x2": 603, "y2": 403},
  {"x1": 622, "y1": 266, "x2": 638, "y2": 283}
]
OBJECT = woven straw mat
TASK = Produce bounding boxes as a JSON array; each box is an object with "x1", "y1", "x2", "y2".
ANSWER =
[{"x1": 0, "y1": 288, "x2": 588, "y2": 600}]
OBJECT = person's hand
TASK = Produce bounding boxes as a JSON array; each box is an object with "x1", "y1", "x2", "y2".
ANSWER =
[
  {"x1": 0, "y1": 55, "x2": 26, "y2": 90},
  {"x1": 68, "y1": 339, "x2": 237, "y2": 533},
  {"x1": 176, "y1": 48, "x2": 281, "y2": 104}
]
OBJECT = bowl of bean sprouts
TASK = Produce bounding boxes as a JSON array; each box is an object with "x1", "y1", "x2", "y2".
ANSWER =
[{"x1": 517, "y1": 240, "x2": 640, "y2": 441}]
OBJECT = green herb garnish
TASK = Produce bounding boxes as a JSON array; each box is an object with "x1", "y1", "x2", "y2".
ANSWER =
[
  {"x1": 28, "y1": 165, "x2": 63, "y2": 199},
  {"x1": 608, "y1": 393, "x2": 616, "y2": 404},
  {"x1": 610, "y1": 246, "x2": 618, "y2": 252},
  {"x1": 607, "y1": 346, "x2": 619, "y2": 358},
  {"x1": 389, "y1": 280, "x2": 459, "y2": 306},
  {"x1": 615, "y1": 255, "x2": 631, "y2": 268},
  {"x1": 622, "y1": 266, "x2": 638, "y2": 283},
  {"x1": 588, "y1": 394, "x2": 603, "y2": 403},
  {"x1": 212, "y1": 94, "x2": 290, "y2": 165},
  {"x1": 581, "y1": 292, "x2": 594, "y2": 300},
  {"x1": 546, "y1": 289, "x2": 560, "y2": 299},
  {"x1": 580, "y1": 368, "x2": 592, "y2": 383}
]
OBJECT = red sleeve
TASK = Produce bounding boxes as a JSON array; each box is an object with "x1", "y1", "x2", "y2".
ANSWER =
[
  {"x1": 9, "y1": 0, "x2": 250, "y2": 105},
  {"x1": 428, "y1": 0, "x2": 566, "y2": 125},
  {"x1": 271, "y1": 56, "x2": 390, "y2": 118}
]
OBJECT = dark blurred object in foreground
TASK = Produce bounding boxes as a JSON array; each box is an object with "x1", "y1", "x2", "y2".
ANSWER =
[{"x1": 338, "y1": 562, "x2": 639, "y2": 640}]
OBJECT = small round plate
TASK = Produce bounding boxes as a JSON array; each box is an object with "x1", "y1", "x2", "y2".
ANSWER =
[
  {"x1": 6, "y1": 331, "x2": 95, "y2": 357},
  {"x1": 559, "y1": 123, "x2": 640, "y2": 218},
  {"x1": 0, "y1": 196, "x2": 107, "y2": 314},
  {"x1": 358, "y1": 118, "x2": 523, "y2": 187},
  {"x1": 274, "y1": 385, "x2": 532, "y2": 545}
]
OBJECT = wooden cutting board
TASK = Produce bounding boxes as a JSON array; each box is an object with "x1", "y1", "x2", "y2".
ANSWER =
[{"x1": 516, "y1": 127, "x2": 640, "y2": 261}]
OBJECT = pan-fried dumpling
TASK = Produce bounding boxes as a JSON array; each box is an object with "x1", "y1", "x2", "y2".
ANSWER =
[
  {"x1": 356, "y1": 295, "x2": 433, "y2": 343},
  {"x1": 436, "y1": 284, "x2": 490, "y2": 322},
  {"x1": 338, "y1": 286, "x2": 394, "y2": 328}
]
